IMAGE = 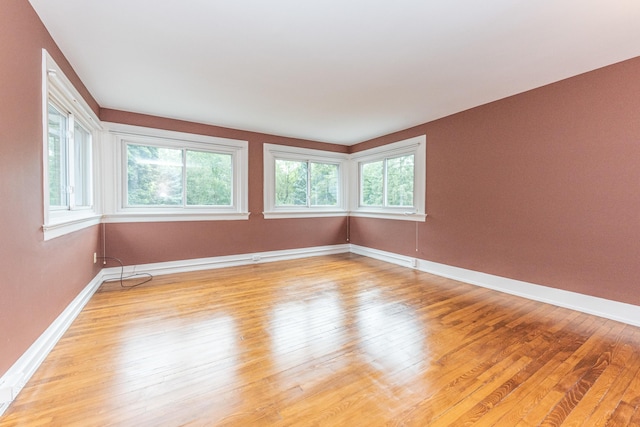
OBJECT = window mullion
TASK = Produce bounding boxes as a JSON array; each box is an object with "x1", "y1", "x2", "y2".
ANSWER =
[
  {"x1": 67, "y1": 113, "x2": 76, "y2": 211},
  {"x1": 307, "y1": 160, "x2": 311, "y2": 207},
  {"x1": 182, "y1": 149, "x2": 187, "y2": 208},
  {"x1": 383, "y1": 157, "x2": 388, "y2": 208}
]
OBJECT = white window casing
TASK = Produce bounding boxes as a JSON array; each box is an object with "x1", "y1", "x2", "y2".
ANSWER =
[
  {"x1": 263, "y1": 143, "x2": 349, "y2": 219},
  {"x1": 42, "y1": 49, "x2": 102, "y2": 240},
  {"x1": 102, "y1": 123, "x2": 249, "y2": 223},
  {"x1": 349, "y1": 135, "x2": 426, "y2": 222}
]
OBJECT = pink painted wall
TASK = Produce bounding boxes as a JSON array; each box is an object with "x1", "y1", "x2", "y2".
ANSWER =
[
  {"x1": 0, "y1": 0, "x2": 102, "y2": 375},
  {"x1": 3, "y1": 0, "x2": 640, "y2": 385},
  {"x1": 99, "y1": 109, "x2": 349, "y2": 266},
  {"x1": 350, "y1": 57, "x2": 640, "y2": 306}
]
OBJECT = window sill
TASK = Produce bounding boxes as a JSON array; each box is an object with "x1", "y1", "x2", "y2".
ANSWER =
[
  {"x1": 349, "y1": 211, "x2": 427, "y2": 222},
  {"x1": 263, "y1": 210, "x2": 348, "y2": 220},
  {"x1": 103, "y1": 211, "x2": 250, "y2": 223},
  {"x1": 43, "y1": 214, "x2": 102, "y2": 240}
]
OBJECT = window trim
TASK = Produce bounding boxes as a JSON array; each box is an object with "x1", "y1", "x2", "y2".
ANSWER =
[
  {"x1": 42, "y1": 49, "x2": 102, "y2": 240},
  {"x1": 263, "y1": 143, "x2": 348, "y2": 219},
  {"x1": 103, "y1": 123, "x2": 249, "y2": 223},
  {"x1": 349, "y1": 135, "x2": 426, "y2": 222}
]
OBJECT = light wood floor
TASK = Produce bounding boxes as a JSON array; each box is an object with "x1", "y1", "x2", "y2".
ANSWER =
[{"x1": 2, "y1": 254, "x2": 640, "y2": 426}]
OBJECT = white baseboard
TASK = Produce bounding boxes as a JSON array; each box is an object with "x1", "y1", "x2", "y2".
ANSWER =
[
  {"x1": 0, "y1": 273, "x2": 104, "y2": 416},
  {"x1": 350, "y1": 244, "x2": 640, "y2": 328},
  {"x1": 350, "y1": 245, "x2": 417, "y2": 269},
  {"x1": 101, "y1": 244, "x2": 351, "y2": 280}
]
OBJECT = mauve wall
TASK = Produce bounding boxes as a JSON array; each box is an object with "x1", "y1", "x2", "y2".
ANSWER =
[
  {"x1": 0, "y1": 0, "x2": 102, "y2": 376},
  {"x1": 99, "y1": 109, "x2": 349, "y2": 266},
  {"x1": 350, "y1": 57, "x2": 640, "y2": 306},
  {"x1": 3, "y1": 0, "x2": 639, "y2": 384}
]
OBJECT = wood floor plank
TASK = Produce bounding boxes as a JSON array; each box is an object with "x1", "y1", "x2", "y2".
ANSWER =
[{"x1": 2, "y1": 254, "x2": 640, "y2": 426}]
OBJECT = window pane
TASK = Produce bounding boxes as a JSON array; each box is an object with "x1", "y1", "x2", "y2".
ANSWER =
[
  {"x1": 186, "y1": 150, "x2": 232, "y2": 206},
  {"x1": 74, "y1": 122, "x2": 92, "y2": 207},
  {"x1": 275, "y1": 159, "x2": 307, "y2": 206},
  {"x1": 127, "y1": 144, "x2": 183, "y2": 206},
  {"x1": 386, "y1": 154, "x2": 414, "y2": 207},
  {"x1": 310, "y1": 162, "x2": 338, "y2": 206},
  {"x1": 360, "y1": 160, "x2": 383, "y2": 206},
  {"x1": 48, "y1": 103, "x2": 68, "y2": 208}
]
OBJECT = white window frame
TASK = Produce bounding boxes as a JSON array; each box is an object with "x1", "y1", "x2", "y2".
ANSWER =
[
  {"x1": 263, "y1": 143, "x2": 348, "y2": 219},
  {"x1": 103, "y1": 123, "x2": 249, "y2": 223},
  {"x1": 42, "y1": 50, "x2": 102, "y2": 240},
  {"x1": 349, "y1": 135, "x2": 426, "y2": 222}
]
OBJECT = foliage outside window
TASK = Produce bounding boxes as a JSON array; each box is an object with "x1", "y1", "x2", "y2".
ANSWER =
[
  {"x1": 47, "y1": 103, "x2": 69, "y2": 209},
  {"x1": 263, "y1": 143, "x2": 348, "y2": 219},
  {"x1": 107, "y1": 126, "x2": 248, "y2": 222},
  {"x1": 360, "y1": 154, "x2": 414, "y2": 208},
  {"x1": 126, "y1": 143, "x2": 233, "y2": 208},
  {"x1": 275, "y1": 159, "x2": 339, "y2": 207}
]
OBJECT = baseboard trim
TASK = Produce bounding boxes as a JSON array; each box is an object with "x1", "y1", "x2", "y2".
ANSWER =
[
  {"x1": 350, "y1": 244, "x2": 640, "y2": 328},
  {"x1": 350, "y1": 245, "x2": 417, "y2": 268},
  {"x1": 101, "y1": 244, "x2": 351, "y2": 280},
  {"x1": 0, "y1": 273, "x2": 104, "y2": 415}
]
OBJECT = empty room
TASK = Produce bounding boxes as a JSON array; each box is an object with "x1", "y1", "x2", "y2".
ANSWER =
[{"x1": 2, "y1": 0, "x2": 640, "y2": 425}]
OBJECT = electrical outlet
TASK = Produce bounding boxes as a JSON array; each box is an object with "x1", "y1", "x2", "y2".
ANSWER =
[{"x1": 93, "y1": 252, "x2": 97, "y2": 264}]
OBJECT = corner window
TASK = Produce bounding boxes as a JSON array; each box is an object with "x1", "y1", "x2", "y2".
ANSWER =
[
  {"x1": 350, "y1": 135, "x2": 426, "y2": 221},
  {"x1": 264, "y1": 144, "x2": 348, "y2": 218},
  {"x1": 42, "y1": 50, "x2": 101, "y2": 240},
  {"x1": 104, "y1": 124, "x2": 248, "y2": 222}
]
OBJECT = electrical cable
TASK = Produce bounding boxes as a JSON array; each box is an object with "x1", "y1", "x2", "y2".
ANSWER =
[{"x1": 98, "y1": 256, "x2": 153, "y2": 289}]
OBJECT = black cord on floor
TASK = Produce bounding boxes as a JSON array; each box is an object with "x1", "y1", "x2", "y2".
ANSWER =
[{"x1": 98, "y1": 256, "x2": 153, "y2": 289}]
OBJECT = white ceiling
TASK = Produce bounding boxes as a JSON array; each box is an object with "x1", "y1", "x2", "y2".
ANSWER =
[{"x1": 29, "y1": 0, "x2": 640, "y2": 145}]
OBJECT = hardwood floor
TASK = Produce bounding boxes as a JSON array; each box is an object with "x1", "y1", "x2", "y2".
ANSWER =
[{"x1": 2, "y1": 253, "x2": 640, "y2": 426}]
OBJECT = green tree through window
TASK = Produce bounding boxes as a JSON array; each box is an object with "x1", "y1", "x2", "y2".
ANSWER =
[
  {"x1": 275, "y1": 159, "x2": 339, "y2": 207},
  {"x1": 360, "y1": 154, "x2": 414, "y2": 208},
  {"x1": 386, "y1": 154, "x2": 414, "y2": 207},
  {"x1": 127, "y1": 144, "x2": 233, "y2": 207},
  {"x1": 48, "y1": 103, "x2": 68, "y2": 208},
  {"x1": 310, "y1": 162, "x2": 338, "y2": 206},
  {"x1": 186, "y1": 150, "x2": 232, "y2": 206}
]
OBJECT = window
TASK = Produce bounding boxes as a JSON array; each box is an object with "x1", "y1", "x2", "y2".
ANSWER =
[
  {"x1": 104, "y1": 124, "x2": 248, "y2": 222},
  {"x1": 47, "y1": 103, "x2": 93, "y2": 210},
  {"x1": 126, "y1": 144, "x2": 233, "y2": 207},
  {"x1": 264, "y1": 144, "x2": 348, "y2": 218},
  {"x1": 275, "y1": 159, "x2": 339, "y2": 207},
  {"x1": 42, "y1": 50, "x2": 101, "y2": 240},
  {"x1": 360, "y1": 154, "x2": 414, "y2": 207},
  {"x1": 350, "y1": 135, "x2": 426, "y2": 221}
]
